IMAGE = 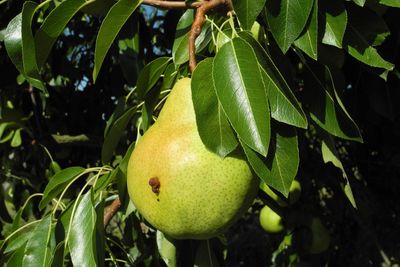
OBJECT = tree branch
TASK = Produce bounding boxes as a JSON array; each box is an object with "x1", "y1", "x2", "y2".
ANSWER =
[
  {"x1": 103, "y1": 197, "x2": 121, "y2": 227},
  {"x1": 189, "y1": 0, "x2": 233, "y2": 72},
  {"x1": 142, "y1": 0, "x2": 204, "y2": 9}
]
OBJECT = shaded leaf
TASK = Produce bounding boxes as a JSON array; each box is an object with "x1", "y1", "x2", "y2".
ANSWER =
[
  {"x1": 265, "y1": 0, "x2": 314, "y2": 53},
  {"x1": 5, "y1": 243, "x2": 26, "y2": 267},
  {"x1": 102, "y1": 106, "x2": 137, "y2": 164},
  {"x1": 241, "y1": 124, "x2": 299, "y2": 196},
  {"x1": 136, "y1": 57, "x2": 171, "y2": 100},
  {"x1": 294, "y1": 0, "x2": 318, "y2": 60},
  {"x1": 68, "y1": 191, "x2": 98, "y2": 267},
  {"x1": 192, "y1": 58, "x2": 238, "y2": 157},
  {"x1": 10, "y1": 128, "x2": 22, "y2": 147},
  {"x1": 233, "y1": 0, "x2": 267, "y2": 30},
  {"x1": 213, "y1": 38, "x2": 270, "y2": 156},
  {"x1": 239, "y1": 32, "x2": 307, "y2": 128},
  {"x1": 93, "y1": 0, "x2": 142, "y2": 81},
  {"x1": 157, "y1": 231, "x2": 177, "y2": 267},
  {"x1": 379, "y1": 0, "x2": 400, "y2": 7},
  {"x1": 40, "y1": 167, "x2": 85, "y2": 209},
  {"x1": 194, "y1": 240, "x2": 221, "y2": 267}
]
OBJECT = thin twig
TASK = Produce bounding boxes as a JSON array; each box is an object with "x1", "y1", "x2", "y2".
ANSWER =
[
  {"x1": 103, "y1": 197, "x2": 122, "y2": 227},
  {"x1": 189, "y1": 0, "x2": 233, "y2": 72},
  {"x1": 142, "y1": 0, "x2": 204, "y2": 9}
]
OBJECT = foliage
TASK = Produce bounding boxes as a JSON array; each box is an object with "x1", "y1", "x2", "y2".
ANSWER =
[{"x1": 0, "y1": 0, "x2": 400, "y2": 266}]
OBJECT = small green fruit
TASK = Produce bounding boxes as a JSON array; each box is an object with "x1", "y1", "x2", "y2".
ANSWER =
[
  {"x1": 288, "y1": 180, "x2": 301, "y2": 205},
  {"x1": 260, "y1": 179, "x2": 302, "y2": 206},
  {"x1": 259, "y1": 205, "x2": 284, "y2": 233},
  {"x1": 127, "y1": 78, "x2": 258, "y2": 240},
  {"x1": 307, "y1": 217, "x2": 330, "y2": 254}
]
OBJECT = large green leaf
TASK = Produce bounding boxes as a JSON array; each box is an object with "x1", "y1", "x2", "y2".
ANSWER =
[
  {"x1": 5, "y1": 243, "x2": 26, "y2": 267},
  {"x1": 303, "y1": 65, "x2": 362, "y2": 142},
  {"x1": 344, "y1": 6, "x2": 393, "y2": 70},
  {"x1": 239, "y1": 32, "x2": 307, "y2": 129},
  {"x1": 172, "y1": 10, "x2": 212, "y2": 65},
  {"x1": 242, "y1": 124, "x2": 299, "y2": 196},
  {"x1": 321, "y1": 0, "x2": 347, "y2": 48},
  {"x1": 39, "y1": 167, "x2": 86, "y2": 210},
  {"x1": 22, "y1": 215, "x2": 55, "y2": 267},
  {"x1": 101, "y1": 106, "x2": 137, "y2": 163},
  {"x1": 213, "y1": 38, "x2": 270, "y2": 156},
  {"x1": 233, "y1": 0, "x2": 267, "y2": 30},
  {"x1": 4, "y1": 14, "x2": 24, "y2": 74},
  {"x1": 321, "y1": 136, "x2": 357, "y2": 208},
  {"x1": 34, "y1": 0, "x2": 88, "y2": 68},
  {"x1": 294, "y1": 0, "x2": 318, "y2": 60},
  {"x1": 192, "y1": 58, "x2": 238, "y2": 158},
  {"x1": 135, "y1": 57, "x2": 171, "y2": 100},
  {"x1": 93, "y1": 0, "x2": 142, "y2": 81},
  {"x1": 265, "y1": 0, "x2": 314, "y2": 53},
  {"x1": 21, "y1": 2, "x2": 39, "y2": 79},
  {"x1": 68, "y1": 191, "x2": 98, "y2": 267}
]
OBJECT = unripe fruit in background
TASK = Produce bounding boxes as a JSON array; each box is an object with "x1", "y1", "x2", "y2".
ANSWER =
[{"x1": 259, "y1": 205, "x2": 284, "y2": 233}]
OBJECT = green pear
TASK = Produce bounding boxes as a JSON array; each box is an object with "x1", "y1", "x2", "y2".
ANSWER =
[
  {"x1": 127, "y1": 78, "x2": 258, "y2": 240},
  {"x1": 259, "y1": 205, "x2": 284, "y2": 233}
]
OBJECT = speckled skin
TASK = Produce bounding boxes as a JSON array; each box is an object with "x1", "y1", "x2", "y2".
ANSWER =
[{"x1": 127, "y1": 78, "x2": 258, "y2": 239}]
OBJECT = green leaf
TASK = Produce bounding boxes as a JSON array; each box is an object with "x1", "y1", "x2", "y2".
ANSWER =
[
  {"x1": 194, "y1": 240, "x2": 221, "y2": 267},
  {"x1": 344, "y1": 6, "x2": 393, "y2": 70},
  {"x1": 22, "y1": 215, "x2": 55, "y2": 267},
  {"x1": 157, "y1": 231, "x2": 177, "y2": 267},
  {"x1": 93, "y1": 0, "x2": 142, "y2": 81},
  {"x1": 321, "y1": 0, "x2": 347, "y2": 48},
  {"x1": 303, "y1": 65, "x2": 362, "y2": 142},
  {"x1": 39, "y1": 167, "x2": 86, "y2": 210},
  {"x1": 34, "y1": 0, "x2": 88, "y2": 68},
  {"x1": 4, "y1": 14, "x2": 24, "y2": 74},
  {"x1": 241, "y1": 124, "x2": 299, "y2": 196},
  {"x1": 321, "y1": 137, "x2": 357, "y2": 208},
  {"x1": 379, "y1": 0, "x2": 400, "y2": 7},
  {"x1": 5, "y1": 243, "x2": 26, "y2": 267},
  {"x1": 239, "y1": 32, "x2": 307, "y2": 128},
  {"x1": 213, "y1": 38, "x2": 270, "y2": 156},
  {"x1": 352, "y1": 0, "x2": 366, "y2": 6},
  {"x1": 294, "y1": 0, "x2": 318, "y2": 60},
  {"x1": 68, "y1": 191, "x2": 98, "y2": 267},
  {"x1": 265, "y1": 0, "x2": 314, "y2": 53},
  {"x1": 101, "y1": 106, "x2": 137, "y2": 164},
  {"x1": 233, "y1": 0, "x2": 267, "y2": 30},
  {"x1": 94, "y1": 201, "x2": 105, "y2": 267},
  {"x1": 172, "y1": 10, "x2": 212, "y2": 65},
  {"x1": 192, "y1": 58, "x2": 238, "y2": 158},
  {"x1": 4, "y1": 230, "x2": 32, "y2": 253},
  {"x1": 136, "y1": 57, "x2": 171, "y2": 100},
  {"x1": 10, "y1": 128, "x2": 22, "y2": 147}
]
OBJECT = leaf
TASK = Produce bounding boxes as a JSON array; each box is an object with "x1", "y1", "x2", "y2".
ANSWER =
[
  {"x1": 4, "y1": 14, "x2": 24, "y2": 74},
  {"x1": 294, "y1": 0, "x2": 318, "y2": 60},
  {"x1": 93, "y1": 0, "x2": 142, "y2": 81},
  {"x1": 157, "y1": 231, "x2": 177, "y2": 267},
  {"x1": 10, "y1": 128, "x2": 22, "y2": 147},
  {"x1": 265, "y1": 0, "x2": 314, "y2": 53},
  {"x1": 239, "y1": 32, "x2": 307, "y2": 128},
  {"x1": 136, "y1": 57, "x2": 171, "y2": 100},
  {"x1": 321, "y1": 137, "x2": 357, "y2": 208},
  {"x1": 321, "y1": 0, "x2": 347, "y2": 48},
  {"x1": 352, "y1": 0, "x2": 366, "y2": 6},
  {"x1": 192, "y1": 58, "x2": 238, "y2": 157},
  {"x1": 194, "y1": 240, "x2": 221, "y2": 267},
  {"x1": 172, "y1": 10, "x2": 212, "y2": 65},
  {"x1": 5, "y1": 243, "x2": 26, "y2": 267},
  {"x1": 241, "y1": 123, "x2": 299, "y2": 196},
  {"x1": 94, "y1": 201, "x2": 105, "y2": 267},
  {"x1": 39, "y1": 167, "x2": 86, "y2": 210},
  {"x1": 101, "y1": 106, "x2": 137, "y2": 164},
  {"x1": 379, "y1": 0, "x2": 400, "y2": 7},
  {"x1": 213, "y1": 38, "x2": 270, "y2": 156},
  {"x1": 68, "y1": 191, "x2": 98, "y2": 267},
  {"x1": 344, "y1": 6, "x2": 393, "y2": 70},
  {"x1": 4, "y1": 230, "x2": 32, "y2": 253},
  {"x1": 233, "y1": 0, "x2": 267, "y2": 30},
  {"x1": 34, "y1": 0, "x2": 88, "y2": 68},
  {"x1": 22, "y1": 215, "x2": 55, "y2": 267}
]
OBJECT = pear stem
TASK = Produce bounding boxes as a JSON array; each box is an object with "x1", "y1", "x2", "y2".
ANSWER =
[{"x1": 104, "y1": 197, "x2": 122, "y2": 227}]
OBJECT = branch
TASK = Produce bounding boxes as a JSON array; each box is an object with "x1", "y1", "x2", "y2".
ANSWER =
[
  {"x1": 103, "y1": 197, "x2": 122, "y2": 227},
  {"x1": 189, "y1": 0, "x2": 233, "y2": 72},
  {"x1": 142, "y1": 0, "x2": 204, "y2": 9}
]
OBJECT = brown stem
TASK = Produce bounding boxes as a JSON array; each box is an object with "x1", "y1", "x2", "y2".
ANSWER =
[
  {"x1": 103, "y1": 197, "x2": 121, "y2": 227},
  {"x1": 142, "y1": 0, "x2": 204, "y2": 9},
  {"x1": 189, "y1": 0, "x2": 233, "y2": 72}
]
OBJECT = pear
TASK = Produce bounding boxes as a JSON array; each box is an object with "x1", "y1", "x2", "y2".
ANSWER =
[{"x1": 127, "y1": 77, "x2": 258, "y2": 240}]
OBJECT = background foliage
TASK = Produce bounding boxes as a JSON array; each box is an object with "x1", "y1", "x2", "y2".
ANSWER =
[{"x1": 0, "y1": 0, "x2": 400, "y2": 266}]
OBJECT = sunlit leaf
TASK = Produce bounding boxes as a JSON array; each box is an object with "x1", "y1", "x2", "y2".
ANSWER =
[
  {"x1": 294, "y1": 0, "x2": 318, "y2": 60},
  {"x1": 233, "y1": 0, "x2": 267, "y2": 30}
]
